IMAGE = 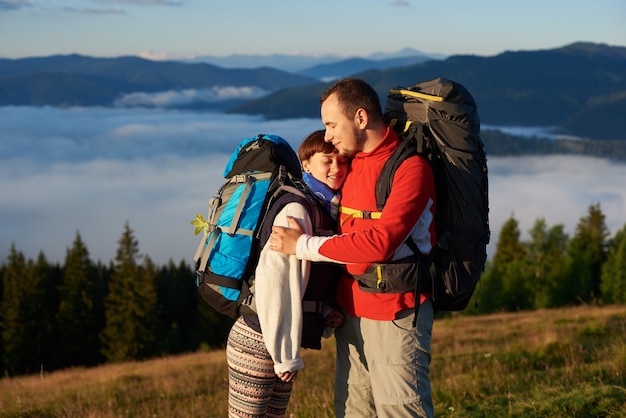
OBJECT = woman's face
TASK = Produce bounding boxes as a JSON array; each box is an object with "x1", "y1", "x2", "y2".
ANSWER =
[{"x1": 302, "y1": 151, "x2": 348, "y2": 191}]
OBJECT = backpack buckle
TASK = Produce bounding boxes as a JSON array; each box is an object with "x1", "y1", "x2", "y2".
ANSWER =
[
  {"x1": 232, "y1": 174, "x2": 248, "y2": 183},
  {"x1": 376, "y1": 265, "x2": 387, "y2": 291}
]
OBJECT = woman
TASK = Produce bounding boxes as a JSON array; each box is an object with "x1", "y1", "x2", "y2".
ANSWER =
[{"x1": 226, "y1": 130, "x2": 348, "y2": 417}]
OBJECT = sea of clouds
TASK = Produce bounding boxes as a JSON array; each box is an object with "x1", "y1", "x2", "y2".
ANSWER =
[{"x1": 1, "y1": 106, "x2": 625, "y2": 266}]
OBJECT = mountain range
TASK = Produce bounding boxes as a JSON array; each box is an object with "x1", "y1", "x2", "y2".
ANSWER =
[
  {"x1": 231, "y1": 42, "x2": 626, "y2": 141},
  {"x1": 0, "y1": 42, "x2": 625, "y2": 140},
  {"x1": 183, "y1": 47, "x2": 443, "y2": 74}
]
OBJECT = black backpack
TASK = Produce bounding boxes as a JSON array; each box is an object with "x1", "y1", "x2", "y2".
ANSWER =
[{"x1": 382, "y1": 77, "x2": 490, "y2": 311}]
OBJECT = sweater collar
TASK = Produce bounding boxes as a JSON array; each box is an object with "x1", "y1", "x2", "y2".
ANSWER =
[{"x1": 354, "y1": 126, "x2": 399, "y2": 158}]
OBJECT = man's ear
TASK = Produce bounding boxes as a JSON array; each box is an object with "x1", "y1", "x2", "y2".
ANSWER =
[{"x1": 354, "y1": 108, "x2": 368, "y2": 129}]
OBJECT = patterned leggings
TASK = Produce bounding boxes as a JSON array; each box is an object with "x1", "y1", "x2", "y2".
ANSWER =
[{"x1": 227, "y1": 316, "x2": 294, "y2": 417}]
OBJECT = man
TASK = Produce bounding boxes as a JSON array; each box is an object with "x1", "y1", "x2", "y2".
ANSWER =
[{"x1": 270, "y1": 78, "x2": 436, "y2": 417}]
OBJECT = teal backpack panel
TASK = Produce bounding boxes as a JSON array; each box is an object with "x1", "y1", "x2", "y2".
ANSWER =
[{"x1": 205, "y1": 177, "x2": 271, "y2": 297}]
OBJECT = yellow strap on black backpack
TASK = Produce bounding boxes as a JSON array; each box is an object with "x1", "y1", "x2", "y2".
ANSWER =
[
  {"x1": 389, "y1": 88, "x2": 444, "y2": 102},
  {"x1": 338, "y1": 206, "x2": 382, "y2": 225},
  {"x1": 388, "y1": 119, "x2": 413, "y2": 134},
  {"x1": 388, "y1": 88, "x2": 444, "y2": 135}
]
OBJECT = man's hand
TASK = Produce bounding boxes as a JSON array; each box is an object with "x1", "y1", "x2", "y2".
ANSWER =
[{"x1": 269, "y1": 216, "x2": 303, "y2": 255}]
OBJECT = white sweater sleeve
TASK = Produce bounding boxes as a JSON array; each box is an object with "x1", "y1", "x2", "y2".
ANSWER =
[
  {"x1": 255, "y1": 201, "x2": 313, "y2": 374},
  {"x1": 296, "y1": 234, "x2": 344, "y2": 263}
]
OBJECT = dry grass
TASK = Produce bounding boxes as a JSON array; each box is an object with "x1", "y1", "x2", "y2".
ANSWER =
[
  {"x1": 1, "y1": 305, "x2": 625, "y2": 417},
  {"x1": 0, "y1": 350, "x2": 232, "y2": 417}
]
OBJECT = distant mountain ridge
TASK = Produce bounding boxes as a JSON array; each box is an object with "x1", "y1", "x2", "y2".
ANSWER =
[
  {"x1": 0, "y1": 54, "x2": 318, "y2": 109},
  {"x1": 230, "y1": 42, "x2": 626, "y2": 141},
  {"x1": 0, "y1": 49, "x2": 443, "y2": 110},
  {"x1": 297, "y1": 55, "x2": 434, "y2": 81},
  {"x1": 0, "y1": 43, "x2": 625, "y2": 140},
  {"x1": 183, "y1": 47, "x2": 444, "y2": 73}
]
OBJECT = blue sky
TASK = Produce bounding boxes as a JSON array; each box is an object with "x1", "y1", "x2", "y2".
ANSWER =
[{"x1": 1, "y1": 0, "x2": 625, "y2": 59}]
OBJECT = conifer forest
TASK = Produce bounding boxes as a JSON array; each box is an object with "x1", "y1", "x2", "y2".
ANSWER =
[{"x1": 1, "y1": 203, "x2": 625, "y2": 376}]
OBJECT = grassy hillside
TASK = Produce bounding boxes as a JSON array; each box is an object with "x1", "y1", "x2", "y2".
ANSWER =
[{"x1": 1, "y1": 305, "x2": 625, "y2": 417}]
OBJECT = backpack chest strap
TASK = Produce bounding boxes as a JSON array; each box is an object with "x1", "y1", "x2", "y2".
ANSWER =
[{"x1": 339, "y1": 206, "x2": 382, "y2": 225}]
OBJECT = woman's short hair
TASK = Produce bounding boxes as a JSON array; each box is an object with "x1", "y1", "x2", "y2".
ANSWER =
[{"x1": 298, "y1": 129, "x2": 336, "y2": 162}]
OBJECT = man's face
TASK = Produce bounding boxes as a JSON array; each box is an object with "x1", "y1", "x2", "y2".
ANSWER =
[{"x1": 321, "y1": 93, "x2": 363, "y2": 158}]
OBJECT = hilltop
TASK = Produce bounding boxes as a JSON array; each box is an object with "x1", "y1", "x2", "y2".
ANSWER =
[{"x1": 1, "y1": 304, "x2": 624, "y2": 417}]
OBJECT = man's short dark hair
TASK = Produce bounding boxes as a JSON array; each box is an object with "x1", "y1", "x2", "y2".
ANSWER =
[{"x1": 320, "y1": 78, "x2": 383, "y2": 123}]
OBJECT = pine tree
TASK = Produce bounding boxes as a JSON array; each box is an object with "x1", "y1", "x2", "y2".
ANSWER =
[
  {"x1": 490, "y1": 215, "x2": 531, "y2": 310},
  {"x1": 500, "y1": 258, "x2": 533, "y2": 310},
  {"x1": 526, "y1": 219, "x2": 569, "y2": 308},
  {"x1": 526, "y1": 218, "x2": 549, "y2": 306},
  {"x1": 156, "y1": 259, "x2": 197, "y2": 353},
  {"x1": 0, "y1": 245, "x2": 28, "y2": 374},
  {"x1": 563, "y1": 203, "x2": 610, "y2": 303},
  {"x1": 56, "y1": 232, "x2": 103, "y2": 368},
  {"x1": 27, "y1": 252, "x2": 61, "y2": 371},
  {"x1": 478, "y1": 215, "x2": 526, "y2": 313},
  {"x1": 137, "y1": 255, "x2": 159, "y2": 357},
  {"x1": 0, "y1": 246, "x2": 58, "y2": 374},
  {"x1": 100, "y1": 223, "x2": 158, "y2": 362},
  {"x1": 492, "y1": 214, "x2": 526, "y2": 273},
  {"x1": 600, "y1": 223, "x2": 626, "y2": 304}
]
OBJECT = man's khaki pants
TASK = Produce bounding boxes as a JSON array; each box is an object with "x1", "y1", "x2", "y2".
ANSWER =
[{"x1": 334, "y1": 300, "x2": 434, "y2": 418}]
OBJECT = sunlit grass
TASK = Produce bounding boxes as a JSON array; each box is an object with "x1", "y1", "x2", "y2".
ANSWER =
[{"x1": 1, "y1": 305, "x2": 625, "y2": 417}]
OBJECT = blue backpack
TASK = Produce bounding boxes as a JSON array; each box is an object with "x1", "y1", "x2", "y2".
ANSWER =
[{"x1": 191, "y1": 134, "x2": 326, "y2": 319}]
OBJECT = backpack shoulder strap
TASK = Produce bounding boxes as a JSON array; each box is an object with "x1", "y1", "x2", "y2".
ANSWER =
[
  {"x1": 256, "y1": 185, "x2": 315, "y2": 249},
  {"x1": 375, "y1": 126, "x2": 421, "y2": 210}
]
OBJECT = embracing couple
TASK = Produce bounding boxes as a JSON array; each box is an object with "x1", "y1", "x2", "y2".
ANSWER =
[{"x1": 227, "y1": 77, "x2": 436, "y2": 418}]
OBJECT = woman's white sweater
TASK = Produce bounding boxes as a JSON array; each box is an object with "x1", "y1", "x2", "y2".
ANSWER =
[{"x1": 254, "y1": 201, "x2": 312, "y2": 374}]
